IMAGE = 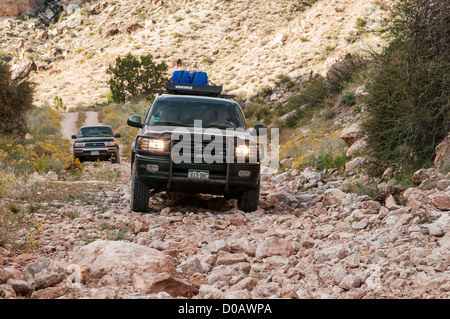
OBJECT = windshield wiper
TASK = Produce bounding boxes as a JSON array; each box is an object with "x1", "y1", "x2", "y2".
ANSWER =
[
  {"x1": 154, "y1": 121, "x2": 191, "y2": 127},
  {"x1": 206, "y1": 124, "x2": 237, "y2": 129}
]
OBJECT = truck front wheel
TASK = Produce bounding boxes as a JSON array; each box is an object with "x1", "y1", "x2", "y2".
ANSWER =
[
  {"x1": 130, "y1": 161, "x2": 150, "y2": 212},
  {"x1": 237, "y1": 180, "x2": 260, "y2": 212}
]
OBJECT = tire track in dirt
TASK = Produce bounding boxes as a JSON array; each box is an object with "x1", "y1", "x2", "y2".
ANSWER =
[
  {"x1": 60, "y1": 112, "x2": 79, "y2": 140},
  {"x1": 83, "y1": 111, "x2": 101, "y2": 126},
  {"x1": 60, "y1": 111, "x2": 101, "y2": 140}
]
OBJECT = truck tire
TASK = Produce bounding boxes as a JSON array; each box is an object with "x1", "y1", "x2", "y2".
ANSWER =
[
  {"x1": 112, "y1": 152, "x2": 120, "y2": 164},
  {"x1": 130, "y1": 161, "x2": 150, "y2": 212},
  {"x1": 238, "y1": 180, "x2": 260, "y2": 212}
]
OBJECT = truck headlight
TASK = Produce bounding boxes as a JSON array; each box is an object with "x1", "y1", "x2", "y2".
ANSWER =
[
  {"x1": 105, "y1": 141, "x2": 116, "y2": 147},
  {"x1": 235, "y1": 145, "x2": 250, "y2": 156},
  {"x1": 138, "y1": 137, "x2": 165, "y2": 151},
  {"x1": 74, "y1": 142, "x2": 85, "y2": 147}
]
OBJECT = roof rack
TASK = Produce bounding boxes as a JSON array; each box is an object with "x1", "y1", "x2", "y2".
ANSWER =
[{"x1": 152, "y1": 82, "x2": 236, "y2": 99}]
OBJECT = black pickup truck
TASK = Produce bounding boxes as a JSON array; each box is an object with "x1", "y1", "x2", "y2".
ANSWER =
[
  {"x1": 71, "y1": 125, "x2": 121, "y2": 164},
  {"x1": 127, "y1": 83, "x2": 264, "y2": 212}
]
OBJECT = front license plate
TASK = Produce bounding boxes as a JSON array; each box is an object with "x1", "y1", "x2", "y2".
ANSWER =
[
  {"x1": 188, "y1": 169, "x2": 209, "y2": 179},
  {"x1": 91, "y1": 151, "x2": 99, "y2": 156}
]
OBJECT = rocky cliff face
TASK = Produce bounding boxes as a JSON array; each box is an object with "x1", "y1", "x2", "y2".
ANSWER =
[{"x1": 0, "y1": 0, "x2": 45, "y2": 17}]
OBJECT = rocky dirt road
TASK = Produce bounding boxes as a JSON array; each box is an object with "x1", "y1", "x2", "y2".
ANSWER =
[{"x1": 1, "y1": 112, "x2": 449, "y2": 299}]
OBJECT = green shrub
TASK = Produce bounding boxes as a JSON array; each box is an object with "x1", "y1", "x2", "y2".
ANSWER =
[
  {"x1": 339, "y1": 92, "x2": 356, "y2": 106},
  {"x1": 276, "y1": 74, "x2": 290, "y2": 84},
  {"x1": 355, "y1": 17, "x2": 366, "y2": 28},
  {"x1": 53, "y1": 96, "x2": 66, "y2": 112},
  {"x1": 362, "y1": 0, "x2": 449, "y2": 175},
  {"x1": 342, "y1": 180, "x2": 380, "y2": 198},
  {"x1": 260, "y1": 86, "x2": 273, "y2": 96},
  {"x1": 107, "y1": 53, "x2": 168, "y2": 103},
  {"x1": 277, "y1": 76, "x2": 328, "y2": 128},
  {"x1": 0, "y1": 51, "x2": 12, "y2": 63},
  {"x1": 244, "y1": 102, "x2": 273, "y2": 123},
  {"x1": 0, "y1": 61, "x2": 34, "y2": 134},
  {"x1": 324, "y1": 54, "x2": 366, "y2": 94},
  {"x1": 320, "y1": 107, "x2": 337, "y2": 121},
  {"x1": 315, "y1": 152, "x2": 347, "y2": 171}
]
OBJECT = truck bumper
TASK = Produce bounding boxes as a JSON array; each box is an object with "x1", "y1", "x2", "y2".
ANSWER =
[{"x1": 134, "y1": 153, "x2": 260, "y2": 194}]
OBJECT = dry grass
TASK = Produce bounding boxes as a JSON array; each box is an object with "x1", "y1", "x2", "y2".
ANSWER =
[{"x1": 76, "y1": 111, "x2": 87, "y2": 130}]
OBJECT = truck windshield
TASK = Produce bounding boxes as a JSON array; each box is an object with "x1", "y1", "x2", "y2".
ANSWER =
[
  {"x1": 147, "y1": 99, "x2": 246, "y2": 129},
  {"x1": 78, "y1": 126, "x2": 113, "y2": 137}
]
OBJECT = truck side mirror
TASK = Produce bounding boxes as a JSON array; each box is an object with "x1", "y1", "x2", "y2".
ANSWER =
[
  {"x1": 71, "y1": 135, "x2": 77, "y2": 139},
  {"x1": 127, "y1": 115, "x2": 143, "y2": 128},
  {"x1": 253, "y1": 124, "x2": 265, "y2": 133}
]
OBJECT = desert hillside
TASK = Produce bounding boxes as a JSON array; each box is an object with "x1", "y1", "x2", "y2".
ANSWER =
[{"x1": 0, "y1": 0, "x2": 389, "y2": 109}]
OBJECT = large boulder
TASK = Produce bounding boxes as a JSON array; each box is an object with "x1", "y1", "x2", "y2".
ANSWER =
[
  {"x1": 71, "y1": 240, "x2": 197, "y2": 297},
  {"x1": 341, "y1": 123, "x2": 362, "y2": 147},
  {"x1": 322, "y1": 188, "x2": 348, "y2": 207},
  {"x1": 25, "y1": 257, "x2": 66, "y2": 290},
  {"x1": 10, "y1": 60, "x2": 36, "y2": 83},
  {"x1": 412, "y1": 168, "x2": 444, "y2": 189},
  {"x1": 404, "y1": 188, "x2": 430, "y2": 209},
  {"x1": 346, "y1": 139, "x2": 367, "y2": 158},
  {"x1": 431, "y1": 193, "x2": 450, "y2": 211},
  {"x1": 134, "y1": 272, "x2": 198, "y2": 297},
  {"x1": 71, "y1": 240, "x2": 175, "y2": 282}
]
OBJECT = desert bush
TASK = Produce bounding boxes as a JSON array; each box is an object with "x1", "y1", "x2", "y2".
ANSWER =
[
  {"x1": 0, "y1": 61, "x2": 34, "y2": 134},
  {"x1": 280, "y1": 129, "x2": 347, "y2": 171},
  {"x1": 103, "y1": 111, "x2": 122, "y2": 129},
  {"x1": 64, "y1": 156, "x2": 84, "y2": 173},
  {"x1": 0, "y1": 139, "x2": 71, "y2": 177},
  {"x1": 342, "y1": 180, "x2": 380, "y2": 198},
  {"x1": 324, "y1": 54, "x2": 367, "y2": 94},
  {"x1": 0, "y1": 50, "x2": 12, "y2": 63},
  {"x1": 243, "y1": 102, "x2": 274, "y2": 125},
  {"x1": 0, "y1": 206, "x2": 22, "y2": 247},
  {"x1": 53, "y1": 96, "x2": 66, "y2": 112},
  {"x1": 1, "y1": 105, "x2": 72, "y2": 180},
  {"x1": 362, "y1": 0, "x2": 449, "y2": 175},
  {"x1": 339, "y1": 92, "x2": 356, "y2": 106},
  {"x1": 116, "y1": 125, "x2": 138, "y2": 153},
  {"x1": 27, "y1": 105, "x2": 62, "y2": 139},
  {"x1": 107, "y1": 53, "x2": 168, "y2": 103},
  {"x1": 276, "y1": 76, "x2": 328, "y2": 128}
]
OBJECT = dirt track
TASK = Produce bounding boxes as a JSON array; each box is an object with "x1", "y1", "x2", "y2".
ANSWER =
[
  {"x1": 60, "y1": 112, "x2": 79, "y2": 140},
  {"x1": 83, "y1": 112, "x2": 101, "y2": 127},
  {"x1": 60, "y1": 111, "x2": 101, "y2": 140}
]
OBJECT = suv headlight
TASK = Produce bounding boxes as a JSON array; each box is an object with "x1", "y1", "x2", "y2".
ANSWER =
[
  {"x1": 74, "y1": 142, "x2": 85, "y2": 147},
  {"x1": 235, "y1": 145, "x2": 250, "y2": 156},
  {"x1": 105, "y1": 141, "x2": 116, "y2": 147},
  {"x1": 235, "y1": 143, "x2": 262, "y2": 160},
  {"x1": 138, "y1": 137, "x2": 166, "y2": 151}
]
